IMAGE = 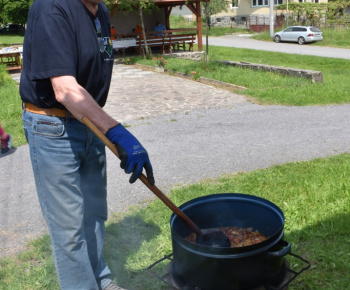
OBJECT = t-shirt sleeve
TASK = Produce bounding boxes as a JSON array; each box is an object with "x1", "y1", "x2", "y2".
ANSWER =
[{"x1": 31, "y1": 13, "x2": 77, "y2": 81}]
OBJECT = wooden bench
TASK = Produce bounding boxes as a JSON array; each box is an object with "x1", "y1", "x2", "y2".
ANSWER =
[
  {"x1": 0, "y1": 52, "x2": 22, "y2": 71},
  {"x1": 135, "y1": 29, "x2": 197, "y2": 55},
  {"x1": 166, "y1": 33, "x2": 196, "y2": 53},
  {"x1": 136, "y1": 34, "x2": 168, "y2": 55}
]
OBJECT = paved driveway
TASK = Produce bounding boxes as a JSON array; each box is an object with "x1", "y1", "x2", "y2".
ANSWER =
[
  {"x1": 1, "y1": 50, "x2": 350, "y2": 258},
  {"x1": 201, "y1": 35, "x2": 350, "y2": 60}
]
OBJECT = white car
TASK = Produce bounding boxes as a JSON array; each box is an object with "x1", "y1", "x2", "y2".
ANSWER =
[{"x1": 274, "y1": 26, "x2": 323, "y2": 45}]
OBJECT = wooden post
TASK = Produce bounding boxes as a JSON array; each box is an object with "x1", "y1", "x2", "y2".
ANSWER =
[
  {"x1": 187, "y1": 2, "x2": 203, "y2": 51},
  {"x1": 165, "y1": 7, "x2": 172, "y2": 29},
  {"x1": 196, "y1": 2, "x2": 202, "y2": 51}
]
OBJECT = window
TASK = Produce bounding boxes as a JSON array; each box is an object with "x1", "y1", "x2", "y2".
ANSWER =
[
  {"x1": 312, "y1": 0, "x2": 319, "y2": 3},
  {"x1": 232, "y1": 0, "x2": 238, "y2": 8},
  {"x1": 252, "y1": 0, "x2": 283, "y2": 7},
  {"x1": 252, "y1": 0, "x2": 265, "y2": 7}
]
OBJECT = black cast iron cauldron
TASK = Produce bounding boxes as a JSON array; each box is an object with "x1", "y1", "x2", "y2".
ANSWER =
[{"x1": 170, "y1": 193, "x2": 291, "y2": 290}]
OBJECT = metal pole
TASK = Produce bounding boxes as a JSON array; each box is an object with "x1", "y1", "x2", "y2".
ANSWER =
[
  {"x1": 286, "y1": 0, "x2": 289, "y2": 27},
  {"x1": 269, "y1": 0, "x2": 274, "y2": 37}
]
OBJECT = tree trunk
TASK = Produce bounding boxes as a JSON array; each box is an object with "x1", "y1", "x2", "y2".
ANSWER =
[{"x1": 139, "y1": 6, "x2": 152, "y2": 58}]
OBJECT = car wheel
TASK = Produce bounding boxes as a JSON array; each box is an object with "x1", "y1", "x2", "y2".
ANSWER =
[
  {"x1": 274, "y1": 35, "x2": 281, "y2": 43},
  {"x1": 298, "y1": 37, "x2": 305, "y2": 45}
]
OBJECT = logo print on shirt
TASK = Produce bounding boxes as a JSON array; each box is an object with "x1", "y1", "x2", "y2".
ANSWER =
[{"x1": 103, "y1": 37, "x2": 113, "y2": 58}]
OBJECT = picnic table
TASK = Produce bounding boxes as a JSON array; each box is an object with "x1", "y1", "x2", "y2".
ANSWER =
[
  {"x1": 0, "y1": 47, "x2": 23, "y2": 71},
  {"x1": 112, "y1": 38, "x2": 137, "y2": 56}
]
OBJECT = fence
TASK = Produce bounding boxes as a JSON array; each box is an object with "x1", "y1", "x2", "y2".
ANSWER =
[
  {"x1": 211, "y1": 13, "x2": 350, "y2": 31},
  {"x1": 249, "y1": 15, "x2": 284, "y2": 32}
]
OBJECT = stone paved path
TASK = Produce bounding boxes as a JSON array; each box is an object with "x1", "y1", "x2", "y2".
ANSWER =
[{"x1": 105, "y1": 64, "x2": 247, "y2": 122}]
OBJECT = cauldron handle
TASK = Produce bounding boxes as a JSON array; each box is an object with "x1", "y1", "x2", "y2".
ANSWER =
[
  {"x1": 266, "y1": 240, "x2": 291, "y2": 258},
  {"x1": 266, "y1": 251, "x2": 311, "y2": 290}
]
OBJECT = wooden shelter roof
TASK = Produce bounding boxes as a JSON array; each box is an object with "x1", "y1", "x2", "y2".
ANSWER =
[{"x1": 154, "y1": 0, "x2": 206, "y2": 6}]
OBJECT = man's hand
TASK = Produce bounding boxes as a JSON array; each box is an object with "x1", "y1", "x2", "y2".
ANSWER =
[{"x1": 106, "y1": 124, "x2": 155, "y2": 185}]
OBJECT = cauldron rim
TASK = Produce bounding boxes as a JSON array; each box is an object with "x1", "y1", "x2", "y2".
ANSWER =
[{"x1": 170, "y1": 193, "x2": 285, "y2": 253}]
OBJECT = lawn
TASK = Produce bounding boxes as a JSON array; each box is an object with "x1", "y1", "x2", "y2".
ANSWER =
[{"x1": 0, "y1": 153, "x2": 349, "y2": 289}]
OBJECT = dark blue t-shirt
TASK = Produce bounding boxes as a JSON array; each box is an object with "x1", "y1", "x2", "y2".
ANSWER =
[{"x1": 20, "y1": 0, "x2": 114, "y2": 109}]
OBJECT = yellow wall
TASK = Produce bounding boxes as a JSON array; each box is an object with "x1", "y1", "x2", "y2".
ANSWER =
[{"x1": 215, "y1": 0, "x2": 328, "y2": 17}]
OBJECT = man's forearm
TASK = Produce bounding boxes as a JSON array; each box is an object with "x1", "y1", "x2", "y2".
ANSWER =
[{"x1": 51, "y1": 75, "x2": 118, "y2": 134}]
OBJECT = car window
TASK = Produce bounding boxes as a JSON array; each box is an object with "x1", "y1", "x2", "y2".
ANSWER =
[
  {"x1": 285, "y1": 27, "x2": 294, "y2": 32},
  {"x1": 310, "y1": 27, "x2": 321, "y2": 32},
  {"x1": 303, "y1": 28, "x2": 307, "y2": 31}
]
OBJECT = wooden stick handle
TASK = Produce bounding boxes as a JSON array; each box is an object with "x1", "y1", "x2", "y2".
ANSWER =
[{"x1": 81, "y1": 117, "x2": 202, "y2": 235}]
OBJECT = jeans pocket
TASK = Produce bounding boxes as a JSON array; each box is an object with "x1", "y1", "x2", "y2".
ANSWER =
[
  {"x1": 23, "y1": 127, "x2": 29, "y2": 143},
  {"x1": 34, "y1": 119, "x2": 65, "y2": 137}
]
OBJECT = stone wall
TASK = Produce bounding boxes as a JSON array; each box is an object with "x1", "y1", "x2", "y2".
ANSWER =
[
  {"x1": 220, "y1": 60, "x2": 323, "y2": 83},
  {"x1": 164, "y1": 53, "x2": 323, "y2": 83},
  {"x1": 210, "y1": 16, "x2": 248, "y2": 28},
  {"x1": 170, "y1": 51, "x2": 205, "y2": 61}
]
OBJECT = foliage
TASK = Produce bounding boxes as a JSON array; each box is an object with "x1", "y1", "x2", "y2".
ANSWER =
[
  {"x1": 203, "y1": 0, "x2": 229, "y2": 29},
  {"x1": 124, "y1": 58, "x2": 132, "y2": 65},
  {"x1": 191, "y1": 70, "x2": 201, "y2": 80},
  {"x1": 276, "y1": 1, "x2": 350, "y2": 28},
  {"x1": 202, "y1": 0, "x2": 230, "y2": 67},
  {"x1": 0, "y1": 0, "x2": 33, "y2": 27},
  {"x1": 105, "y1": 0, "x2": 157, "y2": 14},
  {"x1": 153, "y1": 56, "x2": 167, "y2": 68}
]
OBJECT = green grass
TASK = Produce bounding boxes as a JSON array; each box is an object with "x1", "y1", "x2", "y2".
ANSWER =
[
  {"x1": 0, "y1": 65, "x2": 24, "y2": 147},
  {"x1": 0, "y1": 35, "x2": 24, "y2": 48},
  {"x1": 1, "y1": 153, "x2": 349, "y2": 289}
]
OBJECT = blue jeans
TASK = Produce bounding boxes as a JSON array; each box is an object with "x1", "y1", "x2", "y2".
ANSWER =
[{"x1": 22, "y1": 109, "x2": 111, "y2": 290}]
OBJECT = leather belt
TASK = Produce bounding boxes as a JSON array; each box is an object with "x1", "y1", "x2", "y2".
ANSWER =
[{"x1": 24, "y1": 103, "x2": 75, "y2": 118}]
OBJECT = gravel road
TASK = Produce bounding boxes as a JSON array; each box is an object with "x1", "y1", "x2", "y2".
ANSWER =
[{"x1": 201, "y1": 35, "x2": 350, "y2": 60}]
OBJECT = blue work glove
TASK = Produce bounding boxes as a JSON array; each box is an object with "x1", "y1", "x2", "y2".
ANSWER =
[{"x1": 106, "y1": 124, "x2": 155, "y2": 185}]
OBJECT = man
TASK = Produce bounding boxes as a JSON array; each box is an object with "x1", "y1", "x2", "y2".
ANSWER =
[
  {"x1": 154, "y1": 21, "x2": 166, "y2": 36},
  {"x1": 0, "y1": 124, "x2": 12, "y2": 154},
  {"x1": 110, "y1": 25, "x2": 117, "y2": 40},
  {"x1": 135, "y1": 23, "x2": 143, "y2": 39},
  {"x1": 20, "y1": 0, "x2": 154, "y2": 289}
]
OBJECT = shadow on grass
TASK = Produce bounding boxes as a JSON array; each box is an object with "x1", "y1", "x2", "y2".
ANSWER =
[
  {"x1": 285, "y1": 212, "x2": 350, "y2": 289},
  {"x1": 103, "y1": 208, "x2": 350, "y2": 289},
  {"x1": 104, "y1": 214, "x2": 166, "y2": 289}
]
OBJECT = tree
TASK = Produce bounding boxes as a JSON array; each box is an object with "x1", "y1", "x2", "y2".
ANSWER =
[
  {"x1": 104, "y1": 0, "x2": 158, "y2": 58},
  {"x1": 277, "y1": 1, "x2": 350, "y2": 28},
  {"x1": 202, "y1": 0, "x2": 228, "y2": 68},
  {"x1": 203, "y1": 0, "x2": 228, "y2": 30},
  {"x1": 0, "y1": 0, "x2": 33, "y2": 27}
]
